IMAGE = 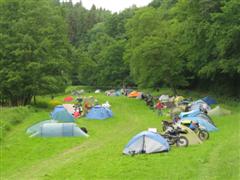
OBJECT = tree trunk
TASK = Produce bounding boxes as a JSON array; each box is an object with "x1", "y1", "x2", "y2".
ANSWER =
[
  {"x1": 170, "y1": 83, "x2": 178, "y2": 96},
  {"x1": 33, "y1": 95, "x2": 36, "y2": 104}
]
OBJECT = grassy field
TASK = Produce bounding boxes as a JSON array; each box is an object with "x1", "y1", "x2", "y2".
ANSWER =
[{"x1": 1, "y1": 93, "x2": 240, "y2": 180}]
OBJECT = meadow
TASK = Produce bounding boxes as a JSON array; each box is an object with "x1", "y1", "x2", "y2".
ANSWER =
[{"x1": 1, "y1": 92, "x2": 240, "y2": 180}]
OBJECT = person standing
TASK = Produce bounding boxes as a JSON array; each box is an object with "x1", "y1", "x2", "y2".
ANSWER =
[{"x1": 155, "y1": 100, "x2": 165, "y2": 116}]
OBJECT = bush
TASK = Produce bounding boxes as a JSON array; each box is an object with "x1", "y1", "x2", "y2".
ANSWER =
[
  {"x1": 48, "y1": 100, "x2": 62, "y2": 108},
  {"x1": 32, "y1": 101, "x2": 50, "y2": 109},
  {"x1": 0, "y1": 107, "x2": 33, "y2": 141}
]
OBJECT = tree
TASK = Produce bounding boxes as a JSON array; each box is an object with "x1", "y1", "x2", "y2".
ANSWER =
[
  {"x1": 124, "y1": 6, "x2": 188, "y2": 94},
  {"x1": 0, "y1": 0, "x2": 71, "y2": 105}
]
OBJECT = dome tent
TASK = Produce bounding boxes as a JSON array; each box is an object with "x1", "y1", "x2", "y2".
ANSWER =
[
  {"x1": 51, "y1": 105, "x2": 75, "y2": 122},
  {"x1": 180, "y1": 117, "x2": 218, "y2": 132},
  {"x1": 86, "y1": 106, "x2": 113, "y2": 120},
  {"x1": 190, "y1": 100, "x2": 211, "y2": 112},
  {"x1": 179, "y1": 109, "x2": 216, "y2": 126},
  {"x1": 27, "y1": 122, "x2": 88, "y2": 137},
  {"x1": 202, "y1": 96, "x2": 217, "y2": 105},
  {"x1": 123, "y1": 131, "x2": 170, "y2": 155},
  {"x1": 62, "y1": 104, "x2": 75, "y2": 114},
  {"x1": 208, "y1": 106, "x2": 231, "y2": 117},
  {"x1": 173, "y1": 125, "x2": 202, "y2": 145},
  {"x1": 128, "y1": 91, "x2": 141, "y2": 98}
]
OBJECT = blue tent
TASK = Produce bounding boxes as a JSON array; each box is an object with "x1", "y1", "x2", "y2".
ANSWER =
[
  {"x1": 51, "y1": 105, "x2": 75, "y2": 122},
  {"x1": 179, "y1": 109, "x2": 202, "y2": 118},
  {"x1": 86, "y1": 106, "x2": 113, "y2": 120},
  {"x1": 180, "y1": 117, "x2": 218, "y2": 132},
  {"x1": 202, "y1": 96, "x2": 217, "y2": 105},
  {"x1": 123, "y1": 131, "x2": 170, "y2": 155}
]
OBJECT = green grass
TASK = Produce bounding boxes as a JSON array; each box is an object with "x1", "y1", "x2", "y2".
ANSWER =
[{"x1": 1, "y1": 93, "x2": 240, "y2": 180}]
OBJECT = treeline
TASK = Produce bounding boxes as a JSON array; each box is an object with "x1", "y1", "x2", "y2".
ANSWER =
[{"x1": 0, "y1": 0, "x2": 239, "y2": 106}]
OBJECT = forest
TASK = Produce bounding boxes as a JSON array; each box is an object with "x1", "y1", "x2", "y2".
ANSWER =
[{"x1": 0, "y1": 0, "x2": 239, "y2": 106}]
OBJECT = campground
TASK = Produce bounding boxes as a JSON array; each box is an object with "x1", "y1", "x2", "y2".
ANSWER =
[{"x1": 1, "y1": 91, "x2": 240, "y2": 179}]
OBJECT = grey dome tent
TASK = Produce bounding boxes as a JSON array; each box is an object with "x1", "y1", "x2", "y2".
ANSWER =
[
  {"x1": 208, "y1": 106, "x2": 231, "y2": 117},
  {"x1": 123, "y1": 131, "x2": 170, "y2": 155},
  {"x1": 27, "y1": 122, "x2": 88, "y2": 137}
]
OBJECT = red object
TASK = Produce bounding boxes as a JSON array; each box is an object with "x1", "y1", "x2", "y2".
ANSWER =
[
  {"x1": 73, "y1": 111, "x2": 80, "y2": 118},
  {"x1": 156, "y1": 102, "x2": 164, "y2": 110},
  {"x1": 64, "y1": 96, "x2": 74, "y2": 102}
]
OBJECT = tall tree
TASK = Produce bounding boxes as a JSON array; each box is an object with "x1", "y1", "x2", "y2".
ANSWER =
[{"x1": 0, "y1": 0, "x2": 71, "y2": 105}]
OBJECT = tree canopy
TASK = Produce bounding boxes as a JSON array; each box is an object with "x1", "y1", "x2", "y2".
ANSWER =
[{"x1": 0, "y1": 0, "x2": 239, "y2": 105}]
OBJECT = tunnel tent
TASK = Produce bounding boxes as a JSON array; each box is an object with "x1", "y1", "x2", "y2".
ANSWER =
[
  {"x1": 26, "y1": 120, "x2": 58, "y2": 135},
  {"x1": 28, "y1": 122, "x2": 89, "y2": 137}
]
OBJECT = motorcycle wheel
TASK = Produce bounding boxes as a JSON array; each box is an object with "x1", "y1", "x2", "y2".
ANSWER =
[
  {"x1": 198, "y1": 130, "x2": 209, "y2": 141},
  {"x1": 176, "y1": 136, "x2": 189, "y2": 147}
]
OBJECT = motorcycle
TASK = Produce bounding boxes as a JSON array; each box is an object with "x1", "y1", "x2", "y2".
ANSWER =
[
  {"x1": 161, "y1": 127, "x2": 189, "y2": 147},
  {"x1": 162, "y1": 120, "x2": 175, "y2": 131}
]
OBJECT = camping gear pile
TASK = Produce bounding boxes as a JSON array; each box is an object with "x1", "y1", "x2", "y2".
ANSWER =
[
  {"x1": 71, "y1": 89, "x2": 85, "y2": 96},
  {"x1": 27, "y1": 95, "x2": 113, "y2": 137},
  {"x1": 123, "y1": 95, "x2": 223, "y2": 155},
  {"x1": 105, "y1": 89, "x2": 122, "y2": 96}
]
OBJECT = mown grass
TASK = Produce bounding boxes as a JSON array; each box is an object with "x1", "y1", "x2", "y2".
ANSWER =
[{"x1": 1, "y1": 93, "x2": 240, "y2": 180}]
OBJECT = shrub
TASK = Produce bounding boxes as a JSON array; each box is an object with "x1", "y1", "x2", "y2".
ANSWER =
[{"x1": 48, "y1": 100, "x2": 62, "y2": 108}]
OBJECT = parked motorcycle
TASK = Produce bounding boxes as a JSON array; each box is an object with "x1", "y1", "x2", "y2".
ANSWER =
[{"x1": 161, "y1": 127, "x2": 189, "y2": 147}]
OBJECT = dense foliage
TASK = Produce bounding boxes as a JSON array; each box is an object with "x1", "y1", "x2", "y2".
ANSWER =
[
  {"x1": 0, "y1": 0, "x2": 71, "y2": 105},
  {"x1": 0, "y1": 0, "x2": 239, "y2": 105}
]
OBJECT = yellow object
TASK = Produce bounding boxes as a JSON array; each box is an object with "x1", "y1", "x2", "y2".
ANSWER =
[
  {"x1": 174, "y1": 96, "x2": 184, "y2": 104},
  {"x1": 49, "y1": 100, "x2": 62, "y2": 108}
]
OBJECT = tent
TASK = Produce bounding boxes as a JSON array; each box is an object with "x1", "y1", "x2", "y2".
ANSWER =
[
  {"x1": 86, "y1": 106, "x2": 113, "y2": 120},
  {"x1": 64, "y1": 96, "x2": 74, "y2": 102},
  {"x1": 180, "y1": 117, "x2": 218, "y2": 132},
  {"x1": 179, "y1": 109, "x2": 215, "y2": 126},
  {"x1": 62, "y1": 104, "x2": 75, "y2": 114},
  {"x1": 123, "y1": 131, "x2": 170, "y2": 155},
  {"x1": 136, "y1": 92, "x2": 143, "y2": 99},
  {"x1": 202, "y1": 96, "x2": 217, "y2": 105},
  {"x1": 190, "y1": 100, "x2": 211, "y2": 111},
  {"x1": 51, "y1": 105, "x2": 75, "y2": 122},
  {"x1": 159, "y1": 95, "x2": 170, "y2": 102},
  {"x1": 27, "y1": 122, "x2": 88, "y2": 137},
  {"x1": 128, "y1": 91, "x2": 141, "y2": 98},
  {"x1": 26, "y1": 120, "x2": 57, "y2": 135},
  {"x1": 208, "y1": 106, "x2": 231, "y2": 117},
  {"x1": 95, "y1": 89, "x2": 101, "y2": 93},
  {"x1": 196, "y1": 113, "x2": 216, "y2": 126},
  {"x1": 114, "y1": 90, "x2": 122, "y2": 96}
]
